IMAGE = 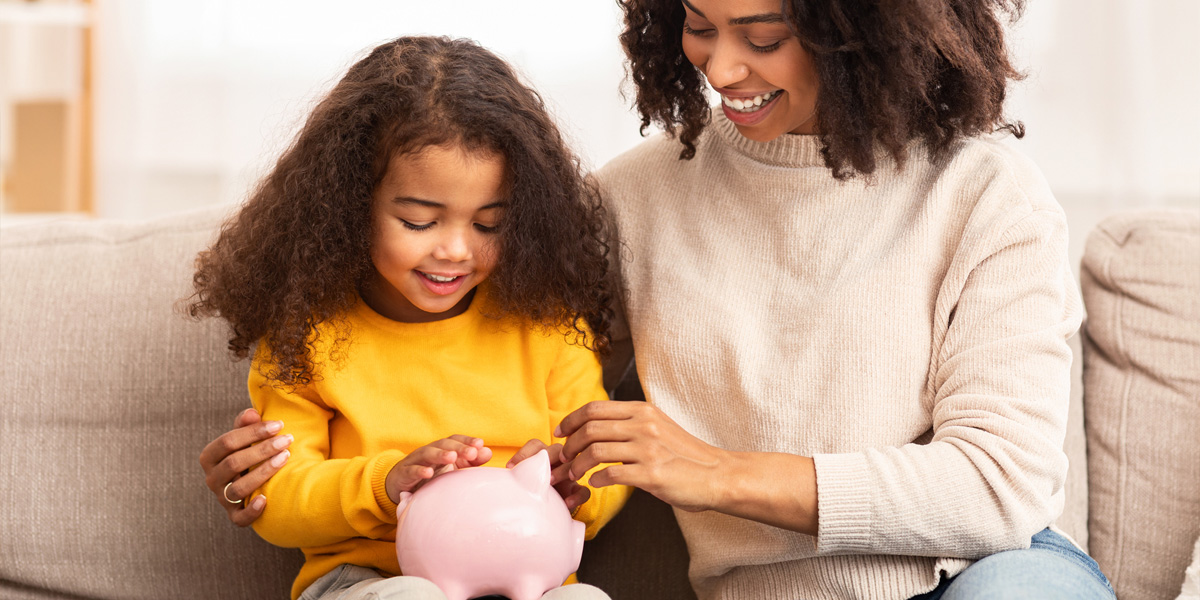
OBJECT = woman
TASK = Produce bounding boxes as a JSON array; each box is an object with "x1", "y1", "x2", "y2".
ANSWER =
[{"x1": 202, "y1": 1, "x2": 1114, "y2": 598}]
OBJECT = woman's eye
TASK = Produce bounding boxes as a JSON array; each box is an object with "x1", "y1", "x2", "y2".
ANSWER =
[
  {"x1": 474, "y1": 223, "x2": 499, "y2": 234},
  {"x1": 401, "y1": 220, "x2": 433, "y2": 231},
  {"x1": 682, "y1": 22, "x2": 713, "y2": 36}
]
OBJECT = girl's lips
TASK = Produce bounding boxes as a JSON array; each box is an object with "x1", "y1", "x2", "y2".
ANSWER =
[
  {"x1": 721, "y1": 91, "x2": 783, "y2": 127},
  {"x1": 417, "y1": 271, "x2": 468, "y2": 296}
]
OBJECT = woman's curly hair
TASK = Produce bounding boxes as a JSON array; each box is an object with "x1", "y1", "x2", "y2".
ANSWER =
[
  {"x1": 187, "y1": 36, "x2": 613, "y2": 386},
  {"x1": 618, "y1": 0, "x2": 1026, "y2": 178}
]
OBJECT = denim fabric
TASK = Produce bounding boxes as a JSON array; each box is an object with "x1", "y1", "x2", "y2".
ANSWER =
[{"x1": 909, "y1": 528, "x2": 1115, "y2": 600}]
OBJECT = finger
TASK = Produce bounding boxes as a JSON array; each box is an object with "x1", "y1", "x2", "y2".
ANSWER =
[
  {"x1": 554, "y1": 401, "x2": 638, "y2": 439},
  {"x1": 560, "y1": 418, "x2": 634, "y2": 463},
  {"x1": 392, "y1": 464, "x2": 437, "y2": 491},
  {"x1": 568, "y1": 442, "x2": 641, "y2": 481},
  {"x1": 233, "y1": 408, "x2": 262, "y2": 429},
  {"x1": 471, "y1": 445, "x2": 493, "y2": 466},
  {"x1": 446, "y1": 435, "x2": 484, "y2": 449},
  {"x1": 562, "y1": 485, "x2": 591, "y2": 512},
  {"x1": 426, "y1": 438, "x2": 486, "y2": 468},
  {"x1": 506, "y1": 439, "x2": 548, "y2": 468},
  {"x1": 405, "y1": 444, "x2": 463, "y2": 469},
  {"x1": 587, "y1": 464, "x2": 635, "y2": 489},
  {"x1": 550, "y1": 458, "x2": 575, "y2": 485},
  {"x1": 229, "y1": 495, "x2": 267, "y2": 528},
  {"x1": 200, "y1": 419, "x2": 285, "y2": 471},
  {"x1": 222, "y1": 449, "x2": 290, "y2": 502},
  {"x1": 206, "y1": 433, "x2": 293, "y2": 492}
]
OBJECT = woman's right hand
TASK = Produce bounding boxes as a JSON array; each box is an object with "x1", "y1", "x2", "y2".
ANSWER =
[
  {"x1": 200, "y1": 408, "x2": 292, "y2": 527},
  {"x1": 385, "y1": 436, "x2": 493, "y2": 504}
]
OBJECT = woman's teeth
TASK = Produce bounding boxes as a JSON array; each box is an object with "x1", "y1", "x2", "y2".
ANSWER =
[
  {"x1": 422, "y1": 273, "x2": 459, "y2": 283},
  {"x1": 722, "y1": 90, "x2": 781, "y2": 113}
]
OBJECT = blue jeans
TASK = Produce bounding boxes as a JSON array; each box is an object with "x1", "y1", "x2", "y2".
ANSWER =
[{"x1": 910, "y1": 528, "x2": 1115, "y2": 600}]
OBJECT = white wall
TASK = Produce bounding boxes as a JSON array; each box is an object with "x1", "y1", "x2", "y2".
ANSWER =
[{"x1": 87, "y1": 0, "x2": 1199, "y2": 220}]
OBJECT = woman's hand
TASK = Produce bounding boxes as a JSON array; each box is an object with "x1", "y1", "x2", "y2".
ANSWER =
[
  {"x1": 554, "y1": 401, "x2": 729, "y2": 513},
  {"x1": 385, "y1": 436, "x2": 493, "y2": 504},
  {"x1": 199, "y1": 408, "x2": 293, "y2": 527},
  {"x1": 508, "y1": 439, "x2": 591, "y2": 512},
  {"x1": 557, "y1": 401, "x2": 820, "y2": 534}
]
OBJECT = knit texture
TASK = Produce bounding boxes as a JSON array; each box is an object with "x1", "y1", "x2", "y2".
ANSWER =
[
  {"x1": 595, "y1": 110, "x2": 1083, "y2": 600},
  {"x1": 249, "y1": 293, "x2": 630, "y2": 599}
]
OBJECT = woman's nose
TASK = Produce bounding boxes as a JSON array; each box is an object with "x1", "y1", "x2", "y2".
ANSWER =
[{"x1": 704, "y1": 38, "x2": 750, "y2": 88}]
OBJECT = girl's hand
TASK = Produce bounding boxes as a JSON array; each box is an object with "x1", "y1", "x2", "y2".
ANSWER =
[
  {"x1": 386, "y1": 436, "x2": 493, "y2": 504},
  {"x1": 508, "y1": 439, "x2": 591, "y2": 512},
  {"x1": 555, "y1": 401, "x2": 729, "y2": 513},
  {"x1": 199, "y1": 408, "x2": 293, "y2": 527}
]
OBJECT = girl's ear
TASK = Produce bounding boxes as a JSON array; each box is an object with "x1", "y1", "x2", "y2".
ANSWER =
[{"x1": 510, "y1": 449, "x2": 551, "y2": 493}]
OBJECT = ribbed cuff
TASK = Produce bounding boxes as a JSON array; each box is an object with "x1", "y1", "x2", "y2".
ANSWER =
[
  {"x1": 812, "y1": 452, "x2": 874, "y2": 554},
  {"x1": 370, "y1": 449, "x2": 408, "y2": 521}
]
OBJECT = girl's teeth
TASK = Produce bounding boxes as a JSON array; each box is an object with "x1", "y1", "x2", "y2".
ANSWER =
[
  {"x1": 424, "y1": 273, "x2": 456, "y2": 283},
  {"x1": 722, "y1": 90, "x2": 779, "y2": 113}
]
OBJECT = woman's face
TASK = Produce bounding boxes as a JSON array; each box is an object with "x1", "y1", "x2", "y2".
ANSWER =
[{"x1": 680, "y1": 0, "x2": 820, "y2": 141}]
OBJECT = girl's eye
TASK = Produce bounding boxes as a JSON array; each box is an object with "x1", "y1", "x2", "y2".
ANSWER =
[
  {"x1": 747, "y1": 39, "x2": 784, "y2": 53},
  {"x1": 474, "y1": 223, "x2": 499, "y2": 234},
  {"x1": 401, "y1": 220, "x2": 433, "y2": 231},
  {"x1": 682, "y1": 22, "x2": 713, "y2": 37}
]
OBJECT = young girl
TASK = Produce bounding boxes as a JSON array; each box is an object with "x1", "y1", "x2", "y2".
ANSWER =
[{"x1": 188, "y1": 36, "x2": 628, "y2": 600}]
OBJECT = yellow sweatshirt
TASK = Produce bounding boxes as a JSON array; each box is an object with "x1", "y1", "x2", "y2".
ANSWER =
[{"x1": 248, "y1": 293, "x2": 630, "y2": 599}]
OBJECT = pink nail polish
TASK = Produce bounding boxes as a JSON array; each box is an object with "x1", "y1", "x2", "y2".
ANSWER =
[{"x1": 270, "y1": 450, "x2": 289, "y2": 467}]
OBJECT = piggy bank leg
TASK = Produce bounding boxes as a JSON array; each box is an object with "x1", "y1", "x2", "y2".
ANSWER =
[{"x1": 504, "y1": 577, "x2": 557, "y2": 600}]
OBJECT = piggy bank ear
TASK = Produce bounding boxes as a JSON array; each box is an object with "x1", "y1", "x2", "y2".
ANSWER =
[{"x1": 511, "y1": 448, "x2": 551, "y2": 493}]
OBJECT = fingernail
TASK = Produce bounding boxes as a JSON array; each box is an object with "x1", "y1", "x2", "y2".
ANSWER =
[
  {"x1": 250, "y1": 495, "x2": 266, "y2": 510},
  {"x1": 553, "y1": 426, "x2": 562, "y2": 437},
  {"x1": 559, "y1": 448, "x2": 568, "y2": 464},
  {"x1": 270, "y1": 450, "x2": 289, "y2": 467},
  {"x1": 273, "y1": 434, "x2": 293, "y2": 450},
  {"x1": 265, "y1": 420, "x2": 283, "y2": 433}
]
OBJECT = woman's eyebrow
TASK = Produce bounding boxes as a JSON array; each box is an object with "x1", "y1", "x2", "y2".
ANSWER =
[{"x1": 681, "y1": 0, "x2": 785, "y2": 25}]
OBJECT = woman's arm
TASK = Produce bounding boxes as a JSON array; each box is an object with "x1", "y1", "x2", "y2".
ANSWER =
[
  {"x1": 198, "y1": 408, "x2": 291, "y2": 527},
  {"x1": 555, "y1": 401, "x2": 819, "y2": 535}
]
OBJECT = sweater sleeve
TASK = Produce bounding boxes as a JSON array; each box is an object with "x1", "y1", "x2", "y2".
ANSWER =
[
  {"x1": 247, "y1": 358, "x2": 406, "y2": 549},
  {"x1": 813, "y1": 208, "x2": 1083, "y2": 558},
  {"x1": 545, "y1": 335, "x2": 633, "y2": 540}
]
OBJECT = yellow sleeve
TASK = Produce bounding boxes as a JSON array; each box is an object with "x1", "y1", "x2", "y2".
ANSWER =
[
  {"x1": 247, "y1": 358, "x2": 406, "y2": 548},
  {"x1": 546, "y1": 336, "x2": 633, "y2": 540}
]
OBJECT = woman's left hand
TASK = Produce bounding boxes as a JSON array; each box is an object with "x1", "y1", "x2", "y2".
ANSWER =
[{"x1": 554, "y1": 401, "x2": 729, "y2": 513}]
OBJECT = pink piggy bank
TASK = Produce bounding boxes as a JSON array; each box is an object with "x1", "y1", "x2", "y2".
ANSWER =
[{"x1": 394, "y1": 449, "x2": 585, "y2": 600}]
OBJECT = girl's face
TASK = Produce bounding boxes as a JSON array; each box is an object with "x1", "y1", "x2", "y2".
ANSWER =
[
  {"x1": 364, "y1": 144, "x2": 505, "y2": 323},
  {"x1": 680, "y1": 0, "x2": 820, "y2": 141}
]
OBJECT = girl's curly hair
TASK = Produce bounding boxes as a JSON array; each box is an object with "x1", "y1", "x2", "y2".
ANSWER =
[
  {"x1": 187, "y1": 36, "x2": 613, "y2": 386},
  {"x1": 618, "y1": 0, "x2": 1026, "y2": 178}
]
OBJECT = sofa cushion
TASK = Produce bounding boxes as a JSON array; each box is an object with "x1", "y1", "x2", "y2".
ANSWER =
[
  {"x1": 1081, "y1": 209, "x2": 1200, "y2": 600},
  {"x1": 0, "y1": 206, "x2": 302, "y2": 600}
]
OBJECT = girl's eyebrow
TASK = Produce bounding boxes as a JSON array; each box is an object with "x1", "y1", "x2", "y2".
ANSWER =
[
  {"x1": 392, "y1": 197, "x2": 506, "y2": 210},
  {"x1": 680, "y1": 0, "x2": 784, "y2": 25}
]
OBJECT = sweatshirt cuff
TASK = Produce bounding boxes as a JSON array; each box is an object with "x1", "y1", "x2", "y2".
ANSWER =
[
  {"x1": 812, "y1": 452, "x2": 874, "y2": 554},
  {"x1": 370, "y1": 449, "x2": 407, "y2": 520}
]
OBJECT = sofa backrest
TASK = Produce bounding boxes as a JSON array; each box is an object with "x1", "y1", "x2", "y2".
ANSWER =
[
  {"x1": 1081, "y1": 209, "x2": 1200, "y2": 600},
  {"x1": 0, "y1": 206, "x2": 302, "y2": 600}
]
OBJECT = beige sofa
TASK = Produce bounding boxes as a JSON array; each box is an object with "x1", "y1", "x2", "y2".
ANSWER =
[{"x1": 1, "y1": 205, "x2": 1196, "y2": 600}]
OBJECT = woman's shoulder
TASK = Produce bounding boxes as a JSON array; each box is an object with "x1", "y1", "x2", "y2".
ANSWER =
[{"x1": 936, "y1": 136, "x2": 1060, "y2": 215}]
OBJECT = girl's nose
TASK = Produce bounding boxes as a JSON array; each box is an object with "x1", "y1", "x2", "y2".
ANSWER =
[
  {"x1": 704, "y1": 39, "x2": 750, "y2": 88},
  {"x1": 432, "y1": 230, "x2": 472, "y2": 262}
]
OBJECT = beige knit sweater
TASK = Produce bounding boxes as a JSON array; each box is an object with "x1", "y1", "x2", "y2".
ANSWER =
[{"x1": 595, "y1": 111, "x2": 1083, "y2": 600}]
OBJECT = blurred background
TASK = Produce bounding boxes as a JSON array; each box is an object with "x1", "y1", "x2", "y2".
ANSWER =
[{"x1": 1, "y1": 0, "x2": 1197, "y2": 261}]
